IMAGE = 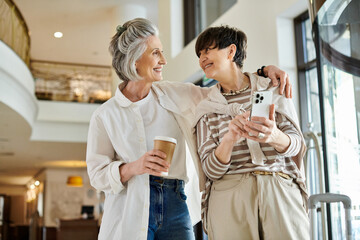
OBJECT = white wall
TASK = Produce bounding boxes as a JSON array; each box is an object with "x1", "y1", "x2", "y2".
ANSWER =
[
  {"x1": 158, "y1": 0, "x2": 184, "y2": 60},
  {"x1": 276, "y1": 0, "x2": 309, "y2": 116},
  {"x1": 161, "y1": 0, "x2": 309, "y2": 114},
  {"x1": 44, "y1": 168, "x2": 99, "y2": 227}
]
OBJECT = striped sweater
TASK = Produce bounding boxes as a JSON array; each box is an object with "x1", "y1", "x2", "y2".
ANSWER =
[
  {"x1": 195, "y1": 83, "x2": 306, "y2": 232},
  {"x1": 196, "y1": 88, "x2": 301, "y2": 180}
]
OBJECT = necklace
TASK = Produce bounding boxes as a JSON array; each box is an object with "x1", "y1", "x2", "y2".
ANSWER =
[{"x1": 221, "y1": 84, "x2": 250, "y2": 96}]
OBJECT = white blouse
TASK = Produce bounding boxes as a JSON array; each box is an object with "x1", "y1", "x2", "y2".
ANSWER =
[
  {"x1": 86, "y1": 81, "x2": 210, "y2": 240},
  {"x1": 133, "y1": 90, "x2": 187, "y2": 181}
]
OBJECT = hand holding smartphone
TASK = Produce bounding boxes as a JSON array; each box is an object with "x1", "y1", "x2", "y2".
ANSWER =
[{"x1": 250, "y1": 91, "x2": 272, "y2": 122}]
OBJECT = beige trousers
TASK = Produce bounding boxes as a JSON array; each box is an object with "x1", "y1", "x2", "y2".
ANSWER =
[{"x1": 207, "y1": 173, "x2": 310, "y2": 240}]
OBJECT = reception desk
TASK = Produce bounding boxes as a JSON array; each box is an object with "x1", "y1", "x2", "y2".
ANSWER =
[{"x1": 57, "y1": 219, "x2": 98, "y2": 240}]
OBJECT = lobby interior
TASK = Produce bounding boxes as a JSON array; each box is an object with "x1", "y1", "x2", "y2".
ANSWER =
[{"x1": 1, "y1": 0, "x2": 360, "y2": 239}]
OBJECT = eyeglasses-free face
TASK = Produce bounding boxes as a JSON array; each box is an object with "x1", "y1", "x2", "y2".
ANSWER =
[{"x1": 135, "y1": 35, "x2": 167, "y2": 83}]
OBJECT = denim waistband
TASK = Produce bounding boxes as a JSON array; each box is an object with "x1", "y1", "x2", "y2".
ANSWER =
[{"x1": 150, "y1": 175, "x2": 184, "y2": 189}]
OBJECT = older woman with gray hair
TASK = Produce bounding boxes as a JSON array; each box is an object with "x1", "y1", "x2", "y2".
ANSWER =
[{"x1": 86, "y1": 18, "x2": 291, "y2": 240}]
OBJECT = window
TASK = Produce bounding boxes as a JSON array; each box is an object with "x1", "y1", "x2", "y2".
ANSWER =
[
  {"x1": 295, "y1": 8, "x2": 360, "y2": 238},
  {"x1": 294, "y1": 11, "x2": 319, "y2": 135},
  {"x1": 294, "y1": 10, "x2": 325, "y2": 239},
  {"x1": 184, "y1": 0, "x2": 237, "y2": 45}
]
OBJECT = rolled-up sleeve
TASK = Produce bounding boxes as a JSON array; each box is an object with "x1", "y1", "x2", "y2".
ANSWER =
[
  {"x1": 86, "y1": 113, "x2": 126, "y2": 194},
  {"x1": 196, "y1": 115, "x2": 230, "y2": 181}
]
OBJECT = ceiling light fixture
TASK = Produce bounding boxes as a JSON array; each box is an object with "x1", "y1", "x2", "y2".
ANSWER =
[{"x1": 54, "y1": 32, "x2": 63, "y2": 38}]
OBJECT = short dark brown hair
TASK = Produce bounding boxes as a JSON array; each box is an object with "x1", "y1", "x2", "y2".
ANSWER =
[{"x1": 195, "y1": 26, "x2": 247, "y2": 69}]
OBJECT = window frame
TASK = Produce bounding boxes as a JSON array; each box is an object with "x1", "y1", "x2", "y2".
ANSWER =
[{"x1": 294, "y1": 11, "x2": 334, "y2": 239}]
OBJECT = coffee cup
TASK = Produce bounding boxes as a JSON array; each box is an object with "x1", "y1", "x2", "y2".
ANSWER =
[{"x1": 153, "y1": 136, "x2": 177, "y2": 176}]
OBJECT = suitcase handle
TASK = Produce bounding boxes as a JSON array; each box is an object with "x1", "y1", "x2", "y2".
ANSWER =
[
  {"x1": 309, "y1": 193, "x2": 351, "y2": 209},
  {"x1": 309, "y1": 193, "x2": 352, "y2": 240}
]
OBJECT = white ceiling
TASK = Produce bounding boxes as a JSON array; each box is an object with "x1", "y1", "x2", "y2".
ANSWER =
[
  {"x1": 15, "y1": 0, "x2": 159, "y2": 66},
  {"x1": 0, "y1": 0, "x2": 159, "y2": 187}
]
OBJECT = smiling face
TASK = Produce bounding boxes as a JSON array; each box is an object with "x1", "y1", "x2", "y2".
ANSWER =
[
  {"x1": 195, "y1": 26, "x2": 248, "y2": 79},
  {"x1": 198, "y1": 44, "x2": 232, "y2": 80},
  {"x1": 136, "y1": 35, "x2": 167, "y2": 82}
]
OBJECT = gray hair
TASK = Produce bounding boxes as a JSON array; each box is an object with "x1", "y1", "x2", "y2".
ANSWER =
[{"x1": 109, "y1": 18, "x2": 159, "y2": 82}]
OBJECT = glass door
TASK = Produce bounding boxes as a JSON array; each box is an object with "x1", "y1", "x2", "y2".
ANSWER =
[{"x1": 310, "y1": 0, "x2": 360, "y2": 238}]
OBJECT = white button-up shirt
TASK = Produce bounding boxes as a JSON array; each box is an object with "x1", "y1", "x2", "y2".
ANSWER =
[{"x1": 86, "y1": 81, "x2": 210, "y2": 240}]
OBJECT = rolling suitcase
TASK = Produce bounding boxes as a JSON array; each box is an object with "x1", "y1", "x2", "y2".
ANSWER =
[{"x1": 308, "y1": 193, "x2": 352, "y2": 240}]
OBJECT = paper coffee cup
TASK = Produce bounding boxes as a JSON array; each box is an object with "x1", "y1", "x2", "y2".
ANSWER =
[{"x1": 153, "y1": 136, "x2": 177, "y2": 176}]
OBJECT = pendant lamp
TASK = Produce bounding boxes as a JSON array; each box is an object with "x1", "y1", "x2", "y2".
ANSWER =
[{"x1": 66, "y1": 176, "x2": 83, "y2": 187}]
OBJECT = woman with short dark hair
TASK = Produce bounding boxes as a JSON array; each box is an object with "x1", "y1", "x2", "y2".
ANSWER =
[{"x1": 194, "y1": 26, "x2": 310, "y2": 239}]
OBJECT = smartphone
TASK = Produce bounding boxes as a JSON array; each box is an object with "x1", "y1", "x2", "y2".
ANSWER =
[{"x1": 250, "y1": 91, "x2": 272, "y2": 121}]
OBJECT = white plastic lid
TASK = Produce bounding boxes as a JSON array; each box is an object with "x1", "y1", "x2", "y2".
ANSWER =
[
  {"x1": 161, "y1": 172, "x2": 169, "y2": 176},
  {"x1": 154, "y1": 136, "x2": 177, "y2": 144}
]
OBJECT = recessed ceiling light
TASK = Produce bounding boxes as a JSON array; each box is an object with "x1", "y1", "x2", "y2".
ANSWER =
[{"x1": 54, "y1": 32, "x2": 63, "y2": 38}]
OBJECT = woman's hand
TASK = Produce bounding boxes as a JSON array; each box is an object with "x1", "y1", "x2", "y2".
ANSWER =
[
  {"x1": 240, "y1": 104, "x2": 291, "y2": 152},
  {"x1": 119, "y1": 149, "x2": 170, "y2": 184},
  {"x1": 215, "y1": 112, "x2": 249, "y2": 164},
  {"x1": 263, "y1": 65, "x2": 292, "y2": 98},
  {"x1": 224, "y1": 111, "x2": 254, "y2": 142}
]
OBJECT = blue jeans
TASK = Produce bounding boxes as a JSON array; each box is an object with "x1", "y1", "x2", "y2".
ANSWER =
[{"x1": 148, "y1": 176, "x2": 195, "y2": 240}]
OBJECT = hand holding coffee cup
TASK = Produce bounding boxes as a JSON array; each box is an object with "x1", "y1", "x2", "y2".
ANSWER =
[{"x1": 153, "y1": 136, "x2": 177, "y2": 176}]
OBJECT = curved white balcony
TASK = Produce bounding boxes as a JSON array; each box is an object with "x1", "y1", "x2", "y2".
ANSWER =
[{"x1": 0, "y1": 40, "x2": 38, "y2": 137}]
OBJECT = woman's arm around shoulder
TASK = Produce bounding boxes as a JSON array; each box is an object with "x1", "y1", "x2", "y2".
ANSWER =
[
  {"x1": 259, "y1": 65, "x2": 292, "y2": 98},
  {"x1": 155, "y1": 81, "x2": 211, "y2": 106}
]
